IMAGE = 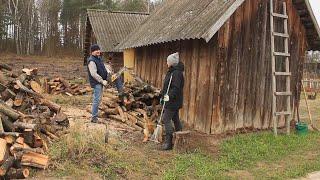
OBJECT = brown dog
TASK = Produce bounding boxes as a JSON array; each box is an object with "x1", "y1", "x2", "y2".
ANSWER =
[{"x1": 143, "y1": 106, "x2": 157, "y2": 142}]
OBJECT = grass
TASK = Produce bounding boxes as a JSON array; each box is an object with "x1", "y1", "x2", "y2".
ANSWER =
[
  {"x1": 49, "y1": 122, "x2": 111, "y2": 178},
  {"x1": 47, "y1": 94, "x2": 91, "y2": 108},
  {"x1": 163, "y1": 132, "x2": 320, "y2": 180}
]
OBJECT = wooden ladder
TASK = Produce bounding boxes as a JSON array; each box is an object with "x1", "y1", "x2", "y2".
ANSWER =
[{"x1": 270, "y1": 0, "x2": 291, "y2": 135}]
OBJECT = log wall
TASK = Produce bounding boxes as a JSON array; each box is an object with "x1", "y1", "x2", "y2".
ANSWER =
[{"x1": 133, "y1": 0, "x2": 308, "y2": 134}]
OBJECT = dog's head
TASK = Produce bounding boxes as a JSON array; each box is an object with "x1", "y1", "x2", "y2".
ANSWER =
[{"x1": 146, "y1": 106, "x2": 154, "y2": 117}]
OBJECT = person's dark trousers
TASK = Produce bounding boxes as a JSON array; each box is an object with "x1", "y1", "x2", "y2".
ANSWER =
[{"x1": 162, "y1": 108, "x2": 182, "y2": 150}]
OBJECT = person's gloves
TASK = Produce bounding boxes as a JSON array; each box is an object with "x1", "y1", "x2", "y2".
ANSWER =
[
  {"x1": 163, "y1": 95, "x2": 170, "y2": 102},
  {"x1": 102, "y1": 80, "x2": 108, "y2": 86},
  {"x1": 160, "y1": 98, "x2": 164, "y2": 105}
]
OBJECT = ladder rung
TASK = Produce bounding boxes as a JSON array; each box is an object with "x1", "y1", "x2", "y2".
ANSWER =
[
  {"x1": 273, "y1": 32, "x2": 289, "y2": 38},
  {"x1": 275, "y1": 111, "x2": 291, "y2": 116},
  {"x1": 274, "y1": 72, "x2": 291, "y2": 76},
  {"x1": 272, "y1": 13, "x2": 288, "y2": 19},
  {"x1": 274, "y1": 52, "x2": 290, "y2": 57},
  {"x1": 274, "y1": 92, "x2": 292, "y2": 96}
]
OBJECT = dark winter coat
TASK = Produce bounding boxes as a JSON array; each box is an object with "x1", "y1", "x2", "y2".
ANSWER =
[{"x1": 161, "y1": 62, "x2": 185, "y2": 110}]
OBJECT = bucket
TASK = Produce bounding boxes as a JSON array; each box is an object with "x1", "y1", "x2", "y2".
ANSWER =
[{"x1": 295, "y1": 122, "x2": 308, "y2": 135}]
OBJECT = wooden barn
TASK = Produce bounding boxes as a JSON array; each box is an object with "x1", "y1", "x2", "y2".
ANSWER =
[
  {"x1": 117, "y1": 0, "x2": 320, "y2": 134},
  {"x1": 83, "y1": 10, "x2": 149, "y2": 69}
]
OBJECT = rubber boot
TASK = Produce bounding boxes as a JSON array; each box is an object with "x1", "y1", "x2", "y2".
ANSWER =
[{"x1": 162, "y1": 134, "x2": 173, "y2": 150}]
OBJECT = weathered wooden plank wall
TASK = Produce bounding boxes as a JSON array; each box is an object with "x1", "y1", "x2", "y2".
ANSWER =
[{"x1": 133, "y1": 0, "x2": 308, "y2": 134}]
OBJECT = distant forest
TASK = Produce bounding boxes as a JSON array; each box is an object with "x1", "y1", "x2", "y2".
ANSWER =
[{"x1": 0, "y1": 0, "x2": 162, "y2": 57}]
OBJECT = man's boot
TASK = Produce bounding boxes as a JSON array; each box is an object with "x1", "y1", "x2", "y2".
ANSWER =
[{"x1": 162, "y1": 134, "x2": 173, "y2": 150}]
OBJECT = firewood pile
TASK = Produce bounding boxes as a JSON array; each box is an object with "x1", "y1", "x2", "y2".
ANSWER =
[
  {"x1": 87, "y1": 82, "x2": 162, "y2": 132},
  {"x1": 43, "y1": 77, "x2": 92, "y2": 96},
  {"x1": 0, "y1": 64, "x2": 69, "y2": 178}
]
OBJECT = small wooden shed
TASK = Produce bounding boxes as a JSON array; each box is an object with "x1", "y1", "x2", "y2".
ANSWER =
[
  {"x1": 83, "y1": 10, "x2": 149, "y2": 69},
  {"x1": 117, "y1": 0, "x2": 320, "y2": 134}
]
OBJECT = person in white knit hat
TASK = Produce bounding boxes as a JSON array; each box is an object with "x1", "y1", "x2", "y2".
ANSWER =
[{"x1": 160, "y1": 52, "x2": 184, "y2": 150}]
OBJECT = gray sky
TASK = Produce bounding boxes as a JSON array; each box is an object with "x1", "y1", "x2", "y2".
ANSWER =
[{"x1": 310, "y1": 0, "x2": 320, "y2": 24}]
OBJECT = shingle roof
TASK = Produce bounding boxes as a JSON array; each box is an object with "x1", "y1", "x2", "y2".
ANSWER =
[
  {"x1": 87, "y1": 9, "x2": 149, "y2": 52},
  {"x1": 116, "y1": 0, "x2": 245, "y2": 49},
  {"x1": 117, "y1": 0, "x2": 320, "y2": 50}
]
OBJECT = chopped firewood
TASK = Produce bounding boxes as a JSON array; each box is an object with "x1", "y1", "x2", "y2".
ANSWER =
[
  {"x1": 117, "y1": 106, "x2": 127, "y2": 123},
  {"x1": 15, "y1": 137, "x2": 24, "y2": 145},
  {"x1": 0, "y1": 116, "x2": 4, "y2": 133},
  {"x1": 23, "y1": 129, "x2": 34, "y2": 147},
  {"x1": 0, "y1": 138, "x2": 7, "y2": 164},
  {"x1": 7, "y1": 168, "x2": 30, "y2": 179},
  {"x1": 33, "y1": 133, "x2": 43, "y2": 148},
  {"x1": 21, "y1": 151, "x2": 48, "y2": 169},
  {"x1": 0, "y1": 114, "x2": 14, "y2": 132},
  {"x1": 0, "y1": 156, "x2": 14, "y2": 176},
  {"x1": 14, "y1": 122, "x2": 38, "y2": 131},
  {"x1": 39, "y1": 98, "x2": 61, "y2": 113},
  {"x1": 4, "y1": 136, "x2": 15, "y2": 145},
  {"x1": 14, "y1": 92, "x2": 24, "y2": 107},
  {"x1": 0, "y1": 102, "x2": 20, "y2": 121},
  {"x1": 30, "y1": 81, "x2": 43, "y2": 94}
]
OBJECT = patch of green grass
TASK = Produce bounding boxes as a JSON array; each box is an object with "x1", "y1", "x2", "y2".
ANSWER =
[{"x1": 163, "y1": 132, "x2": 320, "y2": 180}]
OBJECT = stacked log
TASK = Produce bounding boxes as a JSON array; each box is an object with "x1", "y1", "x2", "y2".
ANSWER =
[
  {"x1": 88, "y1": 82, "x2": 162, "y2": 132},
  {"x1": 43, "y1": 77, "x2": 92, "y2": 96},
  {"x1": 0, "y1": 64, "x2": 69, "y2": 178}
]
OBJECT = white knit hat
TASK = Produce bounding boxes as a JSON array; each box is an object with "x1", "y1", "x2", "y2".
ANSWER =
[{"x1": 167, "y1": 52, "x2": 179, "y2": 66}]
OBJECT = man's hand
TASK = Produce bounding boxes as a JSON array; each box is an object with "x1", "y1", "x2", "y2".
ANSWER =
[
  {"x1": 102, "y1": 80, "x2": 108, "y2": 86},
  {"x1": 111, "y1": 74, "x2": 117, "y2": 82},
  {"x1": 163, "y1": 95, "x2": 170, "y2": 102}
]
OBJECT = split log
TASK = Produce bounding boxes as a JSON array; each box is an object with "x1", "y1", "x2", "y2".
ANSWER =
[
  {"x1": 104, "y1": 100, "x2": 118, "y2": 108},
  {"x1": 40, "y1": 98, "x2": 61, "y2": 113},
  {"x1": 5, "y1": 99, "x2": 14, "y2": 108},
  {"x1": 7, "y1": 168, "x2": 29, "y2": 179},
  {"x1": 1, "y1": 89, "x2": 16, "y2": 101},
  {"x1": 0, "y1": 83, "x2": 6, "y2": 92},
  {"x1": 1, "y1": 115, "x2": 16, "y2": 133},
  {"x1": 21, "y1": 151, "x2": 48, "y2": 169},
  {"x1": 30, "y1": 81, "x2": 43, "y2": 94},
  {"x1": 0, "y1": 156, "x2": 14, "y2": 176},
  {"x1": 0, "y1": 132, "x2": 20, "y2": 137},
  {"x1": 17, "y1": 73, "x2": 27, "y2": 84},
  {"x1": 14, "y1": 122, "x2": 38, "y2": 130},
  {"x1": 117, "y1": 106, "x2": 127, "y2": 123},
  {"x1": 0, "y1": 102, "x2": 20, "y2": 121},
  {"x1": 4, "y1": 135, "x2": 15, "y2": 144},
  {"x1": 40, "y1": 128, "x2": 58, "y2": 140},
  {"x1": 0, "y1": 73, "x2": 7, "y2": 86},
  {"x1": 16, "y1": 137, "x2": 24, "y2": 145},
  {"x1": 0, "y1": 138, "x2": 7, "y2": 164},
  {"x1": 23, "y1": 129, "x2": 33, "y2": 147},
  {"x1": 33, "y1": 133, "x2": 43, "y2": 148},
  {"x1": 0, "y1": 116, "x2": 4, "y2": 133},
  {"x1": 14, "y1": 92, "x2": 24, "y2": 107},
  {"x1": 0, "y1": 64, "x2": 12, "y2": 71},
  {"x1": 103, "y1": 108, "x2": 118, "y2": 115}
]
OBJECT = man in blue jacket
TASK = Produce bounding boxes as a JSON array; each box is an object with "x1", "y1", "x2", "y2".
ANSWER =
[{"x1": 87, "y1": 44, "x2": 122, "y2": 123}]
